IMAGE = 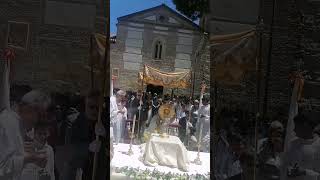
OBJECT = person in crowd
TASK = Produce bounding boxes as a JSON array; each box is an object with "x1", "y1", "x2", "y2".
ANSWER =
[
  {"x1": 257, "y1": 121, "x2": 284, "y2": 180},
  {"x1": 151, "y1": 93, "x2": 160, "y2": 118},
  {"x1": 110, "y1": 90, "x2": 126, "y2": 144},
  {"x1": 58, "y1": 90, "x2": 107, "y2": 180},
  {"x1": 197, "y1": 95, "x2": 210, "y2": 144},
  {"x1": 178, "y1": 103, "x2": 187, "y2": 143},
  {"x1": 190, "y1": 99, "x2": 199, "y2": 142},
  {"x1": 127, "y1": 92, "x2": 139, "y2": 121},
  {"x1": 282, "y1": 111, "x2": 320, "y2": 180},
  {"x1": 175, "y1": 97, "x2": 183, "y2": 120},
  {"x1": 21, "y1": 121, "x2": 55, "y2": 180},
  {"x1": 136, "y1": 91, "x2": 148, "y2": 140},
  {"x1": 0, "y1": 90, "x2": 51, "y2": 180},
  {"x1": 145, "y1": 92, "x2": 153, "y2": 127},
  {"x1": 215, "y1": 132, "x2": 245, "y2": 180},
  {"x1": 313, "y1": 124, "x2": 320, "y2": 140},
  {"x1": 115, "y1": 98, "x2": 127, "y2": 144}
]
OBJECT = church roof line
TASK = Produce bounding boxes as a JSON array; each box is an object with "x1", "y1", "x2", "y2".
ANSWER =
[{"x1": 117, "y1": 4, "x2": 200, "y2": 29}]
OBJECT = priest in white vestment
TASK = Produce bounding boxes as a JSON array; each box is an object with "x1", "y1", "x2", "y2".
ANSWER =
[
  {"x1": 197, "y1": 94, "x2": 210, "y2": 152},
  {"x1": 110, "y1": 90, "x2": 126, "y2": 144},
  {"x1": 0, "y1": 90, "x2": 51, "y2": 180}
]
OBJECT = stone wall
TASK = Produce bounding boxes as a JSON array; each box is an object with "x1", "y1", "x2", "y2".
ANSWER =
[
  {"x1": 0, "y1": 0, "x2": 106, "y2": 94},
  {"x1": 207, "y1": 0, "x2": 304, "y2": 119},
  {"x1": 298, "y1": 1, "x2": 320, "y2": 111}
]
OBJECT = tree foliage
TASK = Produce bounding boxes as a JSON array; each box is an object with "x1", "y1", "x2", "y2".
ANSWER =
[{"x1": 172, "y1": 0, "x2": 209, "y2": 21}]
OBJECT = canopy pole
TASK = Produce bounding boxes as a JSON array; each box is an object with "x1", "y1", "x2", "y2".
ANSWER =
[
  {"x1": 91, "y1": 0, "x2": 109, "y2": 179},
  {"x1": 191, "y1": 70, "x2": 196, "y2": 98},
  {"x1": 262, "y1": 0, "x2": 276, "y2": 118},
  {"x1": 90, "y1": 34, "x2": 94, "y2": 90},
  {"x1": 253, "y1": 0, "x2": 266, "y2": 177},
  {"x1": 171, "y1": 89, "x2": 175, "y2": 100},
  {"x1": 137, "y1": 64, "x2": 145, "y2": 141}
]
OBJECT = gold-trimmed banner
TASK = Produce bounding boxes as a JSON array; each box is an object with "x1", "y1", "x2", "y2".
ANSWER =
[
  {"x1": 139, "y1": 65, "x2": 191, "y2": 89},
  {"x1": 211, "y1": 29, "x2": 258, "y2": 86},
  {"x1": 89, "y1": 33, "x2": 106, "y2": 72}
]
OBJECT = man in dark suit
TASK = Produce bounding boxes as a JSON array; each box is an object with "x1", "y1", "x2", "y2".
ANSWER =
[
  {"x1": 57, "y1": 90, "x2": 107, "y2": 180},
  {"x1": 127, "y1": 92, "x2": 139, "y2": 121}
]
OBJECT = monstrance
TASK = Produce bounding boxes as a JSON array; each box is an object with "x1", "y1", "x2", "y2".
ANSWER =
[{"x1": 157, "y1": 104, "x2": 175, "y2": 138}]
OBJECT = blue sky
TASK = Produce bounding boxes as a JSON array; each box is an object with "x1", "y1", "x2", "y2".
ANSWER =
[{"x1": 110, "y1": 0, "x2": 176, "y2": 35}]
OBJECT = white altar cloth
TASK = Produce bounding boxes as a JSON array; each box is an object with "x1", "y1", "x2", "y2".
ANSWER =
[
  {"x1": 143, "y1": 134, "x2": 189, "y2": 171},
  {"x1": 111, "y1": 143, "x2": 210, "y2": 176}
]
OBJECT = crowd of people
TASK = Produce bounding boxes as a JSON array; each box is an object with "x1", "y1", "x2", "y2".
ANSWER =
[
  {"x1": 2, "y1": 85, "x2": 320, "y2": 180},
  {"x1": 213, "y1": 107, "x2": 320, "y2": 180},
  {"x1": 0, "y1": 84, "x2": 211, "y2": 180},
  {"x1": 1, "y1": 87, "x2": 109, "y2": 180},
  {"x1": 110, "y1": 87, "x2": 210, "y2": 152}
]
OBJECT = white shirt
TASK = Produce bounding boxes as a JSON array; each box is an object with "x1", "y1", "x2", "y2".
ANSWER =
[
  {"x1": 198, "y1": 104, "x2": 210, "y2": 138},
  {"x1": 110, "y1": 96, "x2": 118, "y2": 124},
  {"x1": 116, "y1": 105, "x2": 127, "y2": 122},
  {"x1": 215, "y1": 138, "x2": 243, "y2": 180},
  {"x1": 20, "y1": 144, "x2": 55, "y2": 180},
  {"x1": 283, "y1": 137, "x2": 320, "y2": 180},
  {"x1": 0, "y1": 109, "x2": 24, "y2": 180}
]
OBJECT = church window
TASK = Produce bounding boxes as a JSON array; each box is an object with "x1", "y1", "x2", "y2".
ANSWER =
[
  {"x1": 112, "y1": 68, "x2": 119, "y2": 77},
  {"x1": 159, "y1": 15, "x2": 165, "y2": 22},
  {"x1": 154, "y1": 41, "x2": 163, "y2": 60}
]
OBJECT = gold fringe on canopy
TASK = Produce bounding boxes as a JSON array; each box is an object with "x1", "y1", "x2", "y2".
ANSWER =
[
  {"x1": 210, "y1": 29, "x2": 258, "y2": 86},
  {"x1": 94, "y1": 33, "x2": 106, "y2": 56},
  {"x1": 139, "y1": 65, "x2": 191, "y2": 89},
  {"x1": 210, "y1": 29, "x2": 256, "y2": 45},
  {"x1": 87, "y1": 33, "x2": 106, "y2": 73}
]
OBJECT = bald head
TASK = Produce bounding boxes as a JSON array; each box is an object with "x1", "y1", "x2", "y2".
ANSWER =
[
  {"x1": 116, "y1": 90, "x2": 126, "y2": 102},
  {"x1": 20, "y1": 90, "x2": 51, "y2": 110},
  {"x1": 18, "y1": 90, "x2": 51, "y2": 130},
  {"x1": 116, "y1": 90, "x2": 126, "y2": 96}
]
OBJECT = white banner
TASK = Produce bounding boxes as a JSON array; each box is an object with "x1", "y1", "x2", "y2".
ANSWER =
[{"x1": 280, "y1": 79, "x2": 300, "y2": 180}]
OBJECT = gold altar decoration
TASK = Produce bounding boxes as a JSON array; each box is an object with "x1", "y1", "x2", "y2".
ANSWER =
[
  {"x1": 138, "y1": 65, "x2": 191, "y2": 89},
  {"x1": 158, "y1": 104, "x2": 175, "y2": 121},
  {"x1": 156, "y1": 104, "x2": 175, "y2": 137},
  {"x1": 210, "y1": 29, "x2": 258, "y2": 86}
]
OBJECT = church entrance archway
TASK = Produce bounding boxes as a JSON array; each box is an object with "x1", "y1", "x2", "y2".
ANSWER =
[{"x1": 146, "y1": 84, "x2": 163, "y2": 96}]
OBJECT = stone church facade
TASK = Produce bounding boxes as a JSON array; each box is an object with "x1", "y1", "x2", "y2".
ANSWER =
[{"x1": 111, "y1": 4, "x2": 206, "y2": 95}]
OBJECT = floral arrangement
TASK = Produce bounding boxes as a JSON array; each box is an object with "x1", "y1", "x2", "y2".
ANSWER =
[{"x1": 113, "y1": 166, "x2": 210, "y2": 180}]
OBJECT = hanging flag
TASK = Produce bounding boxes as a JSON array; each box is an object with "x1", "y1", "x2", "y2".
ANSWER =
[
  {"x1": 210, "y1": 29, "x2": 258, "y2": 86},
  {"x1": 83, "y1": 33, "x2": 106, "y2": 73}
]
